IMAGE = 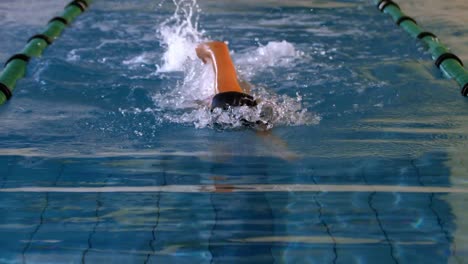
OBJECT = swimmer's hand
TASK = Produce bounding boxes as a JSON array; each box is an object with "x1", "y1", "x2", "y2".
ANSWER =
[{"x1": 196, "y1": 43, "x2": 211, "y2": 64}]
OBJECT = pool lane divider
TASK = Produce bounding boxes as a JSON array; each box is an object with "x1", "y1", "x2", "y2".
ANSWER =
[
  {"x1": 374, "y1": 0, "x2": 468, "y2": 96},
  {"x1": 0, "y1": 0, "x2": 92, "y2": 105}
]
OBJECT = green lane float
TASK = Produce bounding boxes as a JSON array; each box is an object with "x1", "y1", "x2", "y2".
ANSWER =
[
  {"x1": 374, "y1": 0, "x2": 468, "y2": 96},
  {"x1": 0, "y1": 0, "x2": 92, "y2": 105}
]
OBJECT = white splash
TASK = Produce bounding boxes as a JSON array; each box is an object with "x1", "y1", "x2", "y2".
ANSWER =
[
  {"x1": 157, "y1": 0, "x2": 205, "y2": 72},
  {"x1": 122, "y1": 52, "x2": 160, "y2": 69},
  {"x1": 237, "y1": 40, "x2": 303, "y2": 68},
  {"x1": 235, "y1": 40, "x2": 305, "y2": 80}
]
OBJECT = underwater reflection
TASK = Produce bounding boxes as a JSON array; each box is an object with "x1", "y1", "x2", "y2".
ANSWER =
[{"x1": 207, "y1": 139, "x2": 274, "y2": 263}]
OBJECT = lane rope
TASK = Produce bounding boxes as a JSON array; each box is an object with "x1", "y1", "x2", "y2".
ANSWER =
[
  {"x1": 48, "y1": 16, "x2": 69, "y2": 25},
  {"x1": 4, "y1": 54, "x2": 30, "y2": 67},
  {"x1": 27, "y1": 34, "x2": 53, "y2": 45},
  {"x1": 0, "y1": 83, "x2": 12, "y2": 100},
  {"x1": 395, "y1": 16, "x2": 417, "y2": 26},
  {"x1": 0, "y1": 0, "x2": 92, "y2": 104},
  {"x1": 374, "y1": 0, "x2": 468, "y2": 96},
  {"x1": 67, "y1": 1, "x2": 88, "y2": 12},
  {"x1": 435, "y1": 53, "x2": 464, "y2": 68}
]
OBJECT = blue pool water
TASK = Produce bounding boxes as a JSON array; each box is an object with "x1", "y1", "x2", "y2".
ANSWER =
[{"x1": 0, "y1": 0, "x2": 468, "y2": 263}]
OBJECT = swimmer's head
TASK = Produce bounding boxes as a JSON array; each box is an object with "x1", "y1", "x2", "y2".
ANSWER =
[
  {"x1": 210, "y1": 92, "x2": 275, "y2": 130},
  {"x1": 210, "y1": 91, "x2": 257, "y2": 111}
]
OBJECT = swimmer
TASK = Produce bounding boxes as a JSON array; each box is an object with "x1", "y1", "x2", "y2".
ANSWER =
[
  {"x1": 195, "y1": 41, "x2": 258, "y2": 110},
  {"x1": 197, "y1": 41, "x2": 298, "y2": 160}
]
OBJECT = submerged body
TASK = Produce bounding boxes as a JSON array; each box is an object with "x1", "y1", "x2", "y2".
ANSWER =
[{"x1": 196, "y1": 41, "x2": 257, "y2": 110}]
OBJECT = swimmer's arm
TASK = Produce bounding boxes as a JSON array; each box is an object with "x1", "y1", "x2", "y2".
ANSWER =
[
  {"x1": 256, "y1": 130, "x2": 300, "y2": 161},
  {"x1": 196, "y1": 41, "x2": 245, "y2": 94},
  {"x1": 199, "y1": 44, "x2": 253, "y2": 94}
]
